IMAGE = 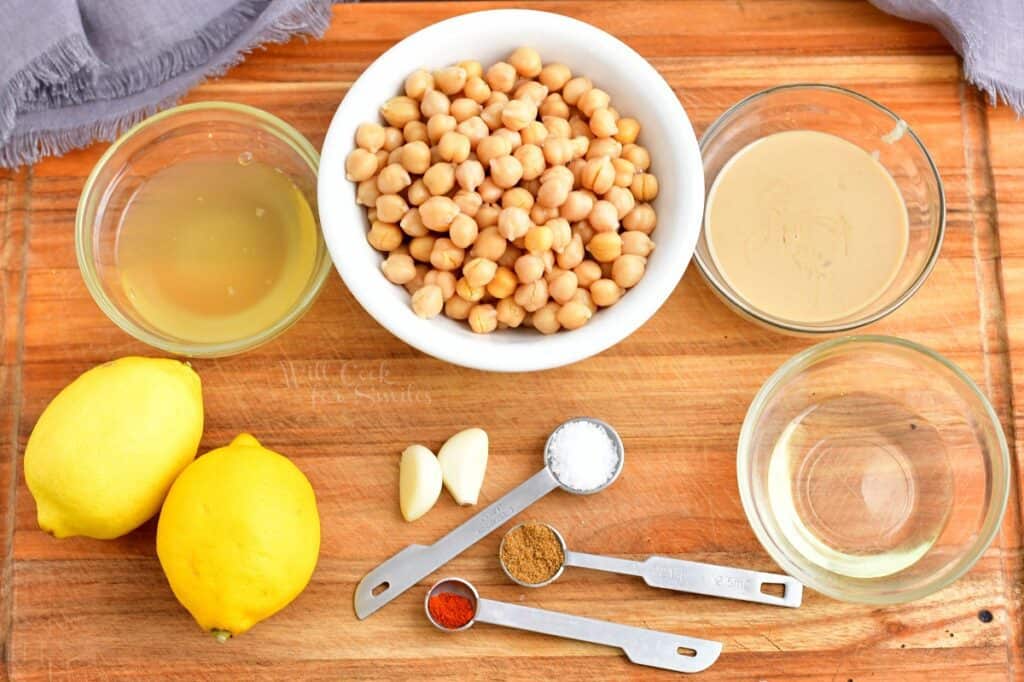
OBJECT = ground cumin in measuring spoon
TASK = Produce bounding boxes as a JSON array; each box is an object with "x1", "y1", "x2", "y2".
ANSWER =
[{"x1": 500, "y1": 523, "x2": 566, "y2": 585}]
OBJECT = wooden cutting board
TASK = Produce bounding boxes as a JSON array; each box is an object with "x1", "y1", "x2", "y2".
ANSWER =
[{"x1": 2, "y1": 1, "x2": 1023, "y2": 679}]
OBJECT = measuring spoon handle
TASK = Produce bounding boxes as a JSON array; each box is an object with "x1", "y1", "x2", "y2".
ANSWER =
[
  {"x1": 639, "y1": 556, "x2": 803, "y2": 608},
  {"x1": 474, "y1": 598, "x2": 722, "y2": 674},
  {"x1": 354, "y1": 468, "x2": 559, "y2": 619}
]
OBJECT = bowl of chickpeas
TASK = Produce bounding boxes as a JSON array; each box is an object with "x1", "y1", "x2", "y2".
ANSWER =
[{"x1": 318, "y1": 9, "x2": 703, "y2": 371}]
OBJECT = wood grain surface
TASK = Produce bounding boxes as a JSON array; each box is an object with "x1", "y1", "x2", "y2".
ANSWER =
[{"x1": 2, "y1": 1, "x2": 1022, "y2": 679}]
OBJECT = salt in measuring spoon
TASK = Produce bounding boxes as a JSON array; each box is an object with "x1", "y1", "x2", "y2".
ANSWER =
[
  {"x1": 500, "y1": 522, "x2": 803, "y2": 608},
  {"x1": 354, "y1": 417, "x2": 624, "y2": 619},
  {"x1": 425, "y1": 577, "x2": 722, "y2": 674}
]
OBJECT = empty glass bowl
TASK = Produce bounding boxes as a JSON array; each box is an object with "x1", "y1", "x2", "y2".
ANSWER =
[
  {"x1": 696, "y1": 84, "x2": 945, "y2": 334},
  {"x1": 738, "y1": 336, "x2": 1009, "y2": 604},
  {"x1": 76, "y1": 102, "x2": 331, "y2": 357}
]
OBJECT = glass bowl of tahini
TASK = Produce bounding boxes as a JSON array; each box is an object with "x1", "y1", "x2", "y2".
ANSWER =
[
  {"x1": 695, "y1": 84, "x2": 944, "y2": 334},
  {"x1": 77, "y1": 102, "x2": 332, "y2": 357}
]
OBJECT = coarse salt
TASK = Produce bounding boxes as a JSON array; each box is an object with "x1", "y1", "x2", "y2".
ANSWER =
[{"x1": 547, "y1": 420, "x2": 620, "y2": 491}]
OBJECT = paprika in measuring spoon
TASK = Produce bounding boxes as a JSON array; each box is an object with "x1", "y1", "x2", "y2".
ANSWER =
[{"x1": 427, "y1": 592, "x2": 475, "y2": 630}]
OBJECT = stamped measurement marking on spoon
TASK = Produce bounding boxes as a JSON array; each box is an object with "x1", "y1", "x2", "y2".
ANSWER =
[{"x1": 353, "y1": 418, "x2": 624, "y2": 619}]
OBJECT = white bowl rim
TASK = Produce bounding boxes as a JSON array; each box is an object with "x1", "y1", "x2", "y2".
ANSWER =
[{"x1": 317, "y1": 8, "x2": 704, "y2": 372}]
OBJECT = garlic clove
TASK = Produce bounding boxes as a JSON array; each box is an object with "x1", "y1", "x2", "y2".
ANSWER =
[
  {"x1": 399, "y1": 444, "x2": 443, "y2": 522},
  {"x1": 437, "y1": 428, "x2": 489, "y2": 505}
]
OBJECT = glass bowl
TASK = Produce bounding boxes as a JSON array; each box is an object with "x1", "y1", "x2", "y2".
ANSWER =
[
  {"x1": 76, "y1": 101, "x2": 331, "y2": 357},
  {"x1": 738, "y1": 336, "x2": 1009, "y2": 604},
  {"x1": 696, "y1": 84, "x2": 945, "y2": 334}
]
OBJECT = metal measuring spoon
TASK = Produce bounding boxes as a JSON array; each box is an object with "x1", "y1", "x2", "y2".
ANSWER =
[
  {"x1": 424, "y1": 577, "x2": 722, "y2": 674},
  {"x1": 354, "y1": 418, "x2": 624, "y2": 619},
  {"x1": 500, "y1": 522, "x2": 803, "y2": 608}
]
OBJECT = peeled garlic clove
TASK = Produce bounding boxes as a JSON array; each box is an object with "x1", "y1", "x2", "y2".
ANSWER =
[
  {"x1": 399, "y1": 445, "x2": 443, "y2": 522},
  {"x1": 437, "y1": 428, "x2": 489, "y2": 505}
]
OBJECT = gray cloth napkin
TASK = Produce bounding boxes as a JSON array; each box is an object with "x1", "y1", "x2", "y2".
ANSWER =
[
  {"x1": 0, "y1": 0, "x2": 333, "y2": 168},
  {"x1": 870, "y1": 0, "x2": 1024, "y2": 113}
]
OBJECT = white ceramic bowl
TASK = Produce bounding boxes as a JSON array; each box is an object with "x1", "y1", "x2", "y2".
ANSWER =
[{"x1": 319, "y1": 9, "x2": 703, "y2": 371}]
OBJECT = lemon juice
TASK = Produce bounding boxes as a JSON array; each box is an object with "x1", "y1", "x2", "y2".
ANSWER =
[
  {"x1": 116, "y1": 157, "x2": 318, "y2": 345},
  {"x1": 766, "y1": 392, "x2": 953, "y2": 579}
]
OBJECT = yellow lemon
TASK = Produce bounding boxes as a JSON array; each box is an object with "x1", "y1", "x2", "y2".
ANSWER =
[
  {"x1": 157, "y1": 434, "x2": 320, "y2": 639},
  {"x1": 24, "y1": 356, "x2": 203, "y2": 539}
]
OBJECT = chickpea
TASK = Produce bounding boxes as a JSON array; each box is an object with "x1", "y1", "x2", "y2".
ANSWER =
[
  {"x1": 453, "y1": 160, "x2": 483, "y2": 193},
  {"x1": 426, "y1": 114, "x2": 456, "y2": 145},
  {"x1": 549, "y1": 270, "x2": 578, "y2": 304},
  {"x1": 423, "y1": 162, "x2": 456, "y2": 196},
  {"x1": 387, "y1": 147, "x2": 404, "y2": 166},
  {"x1": 420, "y1": 89, "x2": 451, "y2": 118},
  {"x1": 520, "y1": 120, "x2": 548, "y2": 146},
  {"x1": 508, "y1": 46, "x2": 542, "y2": 77},
  {"x1": 419, "y1": 196, "x2": 460, "y2": 231},
  {"x1": 356, "y1": 122, "x2": 387, "y2": 152},
  {"x1": 455, "y1": 277, "x2": 485, "y2": 302},
  {"x1": 424, "y1": 270, "x2": 457, "y2": 300},
  {"x1": 356, "y1": 178, "x2": 380, "y2": 207},
  {"x1": 557, "y1": 301, "x2": 592, "y2": 330},
  {"x1": 568, "y1": 115, "x2": 592, "y2": 139},
  {"x1": 502, "y1": 187, "x2": 534, "y2": 211},
  {"x1": 539, "y1": 93, "x2": 570, "y2": 119},
  {"x1": 514, "y1": 144, "x2": 546, "y2": 181},
  {"x1": 532, "y1": 302, "x2": 561, "y2": 334},
  {"x1": 573, "y1": 260, "x2": 602, "y2": 288},
  {"x1": 464, "y1": 76, "x2": 491, "y2": 103},
  {"x1": 577, "y1": 88, "x2": 610, "y2": 118},
  {"x1": 404, "y1": 264, "x2": 430, "y2": 294},
  {"x1": 345, "y1": 148, "x2": 377, "y2": 182},
  {"x1": 621, "y1": 143, "x2": 651, "y2": 171},
  {"x1": 568, "y1": 158, "x2": 587, "y2": 187},
  {"x1": 538, "y1": 63, "x2": 572, "y2": 92},
  {"x1": 496, "y1": 297, "x2": 526, "y2": 327},
  {"x1": 437, "y1": 132, "x2": 469, "y2": 163},
  {"x1": 449, "y1": 213, "x2": 480, "y2": 248},
  {"x1": 477, "y1": 135, "x2": 511, "y2": 167},
  {"x1": 613, "y1": 117, "x2": 641, "y2": 145},
  {"x1": 537, "y1": 177, "x2": 571, "y2": 208},
  {"x1": 430, "y1": 237, "x2": 465, "y2": 271},
  {"x1": 376, "y1": 194, "x2": 408, "y2": 223},
  {"x1": 378, "y1": 252, "x2": 415, "y2": 285},
  {"x1": 587, "y1": 138, "x2": 622, "y2": 160},
  {"x1": 380, "y1": 95, "x2": 420, "y2": 127},
  {"x1": 480, "y1": 101, "x2": 504, "y2": 131},
  {"x1": 404, "y1": 69, "x2": 434, "y2": 99},
  {"x1": 458, "y1": 60, "x2": 484, "y2": 79},
  {"x1": 444, "y1": 295, "x2": 474, "y2": 320},
  {"x1": 588, "y1": 200, "x2": 620, "y2": 233},
  {"x1": 411, "y1": 284, "x2": 444, "y2": 318},
  {"x1": 571, "y1": 287, "x2": 597, "y2": 313},
  {"x1": 407, "y1": 179, "x2": 430, "y2": 206},
  {"x1": 456, "y1": 116, "x2": 489, "y2": 146},
  {"x1": 434, "y1": 66, "x2": 467, "y2": 95},
  {"x1": 463, "y1": 257, "x2": 499, "y2": 288},
  {"x1": 487, "y1": 266, "x2": 518, "y2": 299},
  {"x1": 590, "y1": 278, "x2": 623, "y2": 307},
  {"x1": 605, "y1": 186, "x2": 636, "y2": 219},
  {"x1": 542, "y1": 137, "x2": 573, "y2": 165},
  {"x1": 487, "y1": 91, "x2": 510, "y2": 106},
  {"x1": 516, "y1": 82, "x2": 549, "y2": 109},
  {"x1": 514, "y1": 253, "x2": 545, "y2": 283},
  {"x1": 497, "y1": 206, "x2": 531, "y2": 241},
  {"x1": 452, "y1": 191, "x2": 481, "y2": 219},
  {"x1": 556, "y1": 233, "x2": 585, "y2": 269},
  {"x1": 515, "y1": 279, "x2": 549, "y2": 312},
  {"x1": 485, "y1": 61, "x2": 517, "y2": 92},
  {"x1": 531, "y1": 204, "x2": 559, "y2": 225},
  {"x1": 476, "y1": 203, "x2": 501, "y2": 229},
  {"x1": 562, "y1": 76, "x2": 592, "y2": 106},
  {"x1": 621, "y1": 230, "x2": 655, "y2": 257},
  {"x1": 522, "y1": 224, "x2": 552, "y2": 253},
  {"x1": 611, "y1": 157, "x2": 635, "y2": 187},
  {"x1": 574, "y1": 220, "x2": 596, "y2": 244},
  {"x1": 490, "y1": 155, "x2": 524, "y2": 189},
  {"x1": 498, "y1": 244, "x2": 523, "y2": 269},
  {"x1": 467, "y1": 304, "x2": 498, "y2": 334},
  {"x1": 400, "y1": 208, "x2": 428, "y2": 237},
  {"x1": 478, "y1": 177, "x2": 503, "y2": 203},
  {"x1": 561, "y1": 190, "x2": 595, "y2": 222},
  {"x1": 588, "y1": 108, "x2": 618, "y2": 138},
  {"x1": 568, "y1": 136, "x2": 590, "y2": 160},
  {"x1": 471, "y1": 226, "x2": 507, "y2": 261},
  {"x1": 402, "y1": 120, "x2": 428, "y2": 145},
  {"x1": 543, "y1": 116, "x2": 572, "y2": 139},
  {"x1": 493, "y1": 127, "x2": 522, "y2": 150},
  {"x1": 382, "y1": 127, "x2": 404, "y2": 151},
  {"x1": 544, "y1": 217, "x2": 571, "y2": 253},
  {"x1": 631, "y1": 173, "x2": 659, "y2": 201},
  {"x1": 581, "y1": 156, "x2": 615, "y2": 195},
  {"x1": 587, "y1": 231, "x2": 623, "y2": 263},
  {"x1": 367, "y1": 221, "x2": 403, "y2": 252},
  {"x1": 623, "y1": 203, "x2": 656, "y2": 234},
  {"x1": 450, "y1": 97, "x2": 481, "y2": 123},
  {"x1": 409, "y1": 235, "x2": 436, "y2": 262}
]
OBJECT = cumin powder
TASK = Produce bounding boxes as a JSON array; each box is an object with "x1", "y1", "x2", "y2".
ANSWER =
[{"x1": 500, "y1": 523, "x2": 565, "y2": 585}]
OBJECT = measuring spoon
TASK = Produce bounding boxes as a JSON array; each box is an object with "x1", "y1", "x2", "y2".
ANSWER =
[
  {"x1": 354, "y1": 417, "x2": 624, "y2": 619},
  {"x1": 425, "y1": 577, "x2": 721, "y2": 674},
  {"x1": 500, "y1": 522, "x2": 802, "y2": 607}
]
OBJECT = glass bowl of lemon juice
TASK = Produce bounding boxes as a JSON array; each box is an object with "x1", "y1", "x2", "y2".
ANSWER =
[
  {"x1": 77, "y1": 102, "x2": 331, "y2": 357},
  {"x1": 738, "y1": 336, "x2": 1009, "y2": 604}
]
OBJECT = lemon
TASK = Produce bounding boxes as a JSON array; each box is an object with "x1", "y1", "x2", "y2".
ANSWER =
[
  {"x1": 157, "y1": 434, "x2": 320, "y2": 638},
  {"x1": 24, "y1": 356, "x2": 203, "y2": 539}
]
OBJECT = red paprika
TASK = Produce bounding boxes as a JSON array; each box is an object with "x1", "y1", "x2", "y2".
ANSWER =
[{"x1": 428, "y1": 592, "x2": 475, "y2": 629}]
